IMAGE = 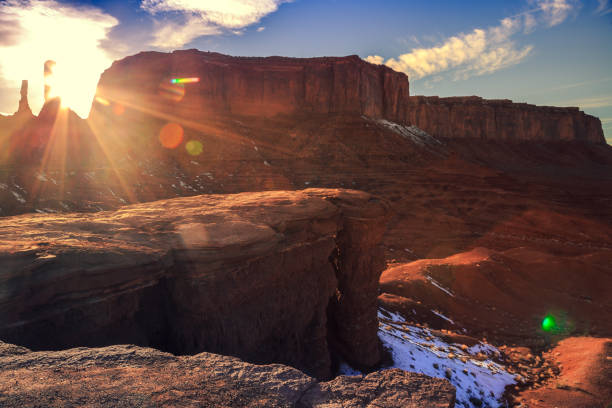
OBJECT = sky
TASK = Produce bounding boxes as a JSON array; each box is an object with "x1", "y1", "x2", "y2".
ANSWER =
[{"x1": 0, "y1": 0, "x2": 611, "y2": 142}]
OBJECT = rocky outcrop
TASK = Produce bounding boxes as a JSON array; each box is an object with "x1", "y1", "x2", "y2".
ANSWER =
[
  {"x1": 93, "y1": 50, "x2": 604, "y2": 143},
  {"x1": 0, "y1": 341, "x2": 456, "y2": 407},
  {"x1": 17, "y1": 80, "x2": 32, "y2": 116},
  {"x1": 0, "y1": 189, "x2": 388, "y2": 379},
  {"x1": 94, "y1": 50, "x2": 409, "y2": 121},
  {"x1": 405, "y1": 96, "x2": 604, "y2": 143}
]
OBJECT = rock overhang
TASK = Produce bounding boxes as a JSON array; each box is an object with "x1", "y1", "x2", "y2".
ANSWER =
[{"x1": 0, "y1": 188, "x2": 389, "y2": 380}]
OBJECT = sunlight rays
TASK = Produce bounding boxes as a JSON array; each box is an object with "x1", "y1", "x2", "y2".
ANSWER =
[{"x1": 92, "y1": 84, "x2": 298, "y2": 156}]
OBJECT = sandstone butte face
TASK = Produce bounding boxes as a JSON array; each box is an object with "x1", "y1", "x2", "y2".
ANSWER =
[
  {"x1": 93, "y1": 49, "x2": 604, "y2": 143},
  {"x1": 0, "y1": 188, "x2": 389, "y2": 380},
  {"x1": 0, "y1": 342, "x2": 456, "y2": 408}
]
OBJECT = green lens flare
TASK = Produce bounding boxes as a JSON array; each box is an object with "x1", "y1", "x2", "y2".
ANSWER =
[
  {"x1": 186, "y1": 140, "x2": 203, "y2": 156},
  {"x1": 541, "y1": 315, "x2": 556, "y2": 332},
  {"x1": 170, "y1": 77, "x2": 200, "y2": 84}
]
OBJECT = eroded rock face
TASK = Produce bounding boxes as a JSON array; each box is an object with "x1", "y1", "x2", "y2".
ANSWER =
[
  {"x1": 93, "y1": 50, "x2": 604, "y2": 143},
  {"x1": 0, "y1": 188, "x2": 388, "y2": 379},
  {"x1": 95, "y1": 51, "x2": 409, "y2": 121},
  {"x1": 405, "y1": 96, "x2": 604, "y2": 143},
  {"x1": 0, "y1": 341, "x2": 456, "y2": 408}
]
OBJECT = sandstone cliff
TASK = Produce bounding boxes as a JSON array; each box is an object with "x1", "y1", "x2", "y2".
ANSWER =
[
  {"x1": 0, "y1": 189, "x2": 388, "y2": 379},
  {"x1": 93, "y1": 49, "x2": 604, "y2": 143},
  {"x1": 0, "y1": 341, "x2": 456, "y2": 407},
  {"x1": 95, "y1": 50, "x2": 409, "y2": 121},
  {"x1": 405, "y1": 96, "x2": 604, "y2": 143}
]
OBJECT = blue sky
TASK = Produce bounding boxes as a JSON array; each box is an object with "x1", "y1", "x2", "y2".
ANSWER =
[{"x1": 0, "y1": 0, "x2": 611, "y2": 142}]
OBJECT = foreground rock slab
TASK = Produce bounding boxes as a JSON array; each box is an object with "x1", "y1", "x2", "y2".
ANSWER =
[
  {"x1": 0, "y1": 342, "x2": 456, "y2": 408},
  {"x1": 0, "y1": 189, "x2": 388, "y2": 379}
]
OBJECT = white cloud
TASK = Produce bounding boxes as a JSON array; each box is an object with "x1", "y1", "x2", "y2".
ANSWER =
[
  {"x1": 523, "y1": 12, "x2": 538, "y2": 33},
  {"x1": 149, "y1": 15, "x2": 221, "y2": 49},
  {"x1": 257, "y1": 26, "x2": 266, "y2": 32},
  {"x1": 595, "y1": 0, "x2": 612, "y2": 14},
  {"x1": 368, "y1": 20, "x2": 531, "y2": 81},
  {"x1": 532, "y1": 0, "x2": 579, "y2": 27},
  {"x1": 367, "y1": 0, "x2": 580, "y2": 82},
  {"x1": 141, "y1": 0, "x2": 289, "y2": 48},
  {"x1": 562, "y1": 96, "x2": 612, "y2": 108},
  {"x1": 365, "y1": 55, "x2": 385, "y2": 65},
  {"x1": 0, "y1": 0, "x2": 117, "y2": 117}
]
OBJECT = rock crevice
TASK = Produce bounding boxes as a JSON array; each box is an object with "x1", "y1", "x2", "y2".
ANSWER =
[{"x1": 0, "y1": 189, "x2": 388, "y2": 379}]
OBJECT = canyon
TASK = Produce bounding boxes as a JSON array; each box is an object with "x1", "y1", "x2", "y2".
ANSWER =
[{"x1": 0, "y1": 51, "x2": 611, "y2": 407}]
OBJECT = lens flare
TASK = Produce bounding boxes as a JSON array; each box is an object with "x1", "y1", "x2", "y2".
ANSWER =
[
  {"x1": 159, "y1": 123, "x2": 184, "y2": 149},
  {"x1": 541, "y1": 315, "x2": 556, "y2": 332},
  {"x1": 185, "y1": 140, "x2": 203, "y2": 156},
  {"x1": 171, "y1": 78, "x2": 200, "y2": 84},
  {"x1": 159, "y1": 81, "x2": 185, "y2": 102},
  {"x1": 95, "y1": 96, "x2": 110, "y2": 106},
  {"x1": 112, "y1": 103, "x2": 125, "y2": 116}
]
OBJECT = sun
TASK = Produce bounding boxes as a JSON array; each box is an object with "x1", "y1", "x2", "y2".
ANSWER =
[
  {"x1": 0, "y1": 1, "x2": 117, "y2": 119},
  {"x1": 44, "y1": 59, "x2": 105, "y2": 117}
]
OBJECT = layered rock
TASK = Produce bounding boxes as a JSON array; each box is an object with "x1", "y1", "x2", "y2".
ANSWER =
[
  {"x1": 0, "y1": 189, "x2": 388, "y2": 379},
  {"x1": 0, "y1": 341, "x2": 456, "y2": 408},
  {"x1": 405, "y1": 96, "x2": 604, "y2": 143},
  {"x1": 93, "y1": 50, "x2": 604, "y2": 143},
  {"x1": 94, "y1": 50, "x2": 408, "y2": 120}
]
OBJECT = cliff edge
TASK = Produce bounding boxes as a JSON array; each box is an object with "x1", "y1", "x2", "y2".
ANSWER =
[
  {"x1": 93, "y1": 49, "x2": 604, "y2": 143},
  {"x1": 0, "y1": 188, "x2": 388, "y2": 380}
]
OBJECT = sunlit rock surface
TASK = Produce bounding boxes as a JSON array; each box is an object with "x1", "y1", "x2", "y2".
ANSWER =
[
  {"x1": 0, "y1": 341, "x2": 456, "y2": 408},
  {"x1": 0, "y1": 188, "x2": 388, "y2": 379},
  {"x1": 94, "y1": 50, "x2": 604, "y2": 143}
]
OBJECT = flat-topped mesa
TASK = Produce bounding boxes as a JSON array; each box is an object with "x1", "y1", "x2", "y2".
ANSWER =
[
  {"x1": 94, "y1": 50, "x2": 409, "y2": 121},
  {"x1": 406, "y1": 95, "x2": 605, "y2": 143},
  {"x1": 93, "y1": 50, "x2": 605, "y2": 144}
]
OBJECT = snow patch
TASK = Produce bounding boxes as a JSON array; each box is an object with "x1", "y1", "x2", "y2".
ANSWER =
[
  {"x1": 376, "y1": 308, "x2": 514, "y2": 408},
  {"x1": 432, "y1": 310, "x2": 455, "y2": 324},
  {"x1": 426, "y1": 275, "x2": 455, "y2": 297},
  {"x1": 11, "y1": 190, "x2": 26, "y2": 204},
  {"x1": 377, "y1": 119, "x2": 442, "y2": 148}
]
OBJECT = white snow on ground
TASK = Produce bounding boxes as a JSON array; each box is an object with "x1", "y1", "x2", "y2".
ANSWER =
[
  {"x1": 377, "y1": 119, "x2": 442, "y2": 148},
  {"x1": 426, "y1": 275, "x2": 455, "y2": 297},
  {"x1": 11, "y1": 190, "x2": 26, "y2": 203},
  {"x1": 378, "y1": 308, "x2": 514, "y2": 408},
  {"x1": 340, "y1": 308, "x2": 515, "y2": 408},
  {"x1": 431, "y1": 309, "x2": 455, "y2": 324}
]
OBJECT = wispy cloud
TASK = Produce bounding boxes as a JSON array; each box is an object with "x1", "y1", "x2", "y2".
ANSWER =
[
  {"x1": 147, "y1": 15, "x2": 221, "y2": 49},
  {"x1": 141, "y1": 0, "x2": 289, "y2": 49},
  {"x1": 560, "y1": 96, "x2": 612, "y2": 108},
  {"x1": 532, "y1": 0, "x2": 580, "y2": 26},
  {"x1": 0, "y1": 0, "x2": 117, "y2": 117},
  {"x1": 595, "y1": 0, "x2": 612, "y2": 14},
  {"x1": 367, "y1": 0, "x2": 579, "y2": 81}
]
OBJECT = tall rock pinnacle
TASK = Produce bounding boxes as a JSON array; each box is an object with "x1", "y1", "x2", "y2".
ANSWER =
[
  {"x1": 16, "y1": 80, "x2": 32, "y2": 116},
  {"x1": 44, "y1": 60, "x2": 56, "y2": 103}
]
